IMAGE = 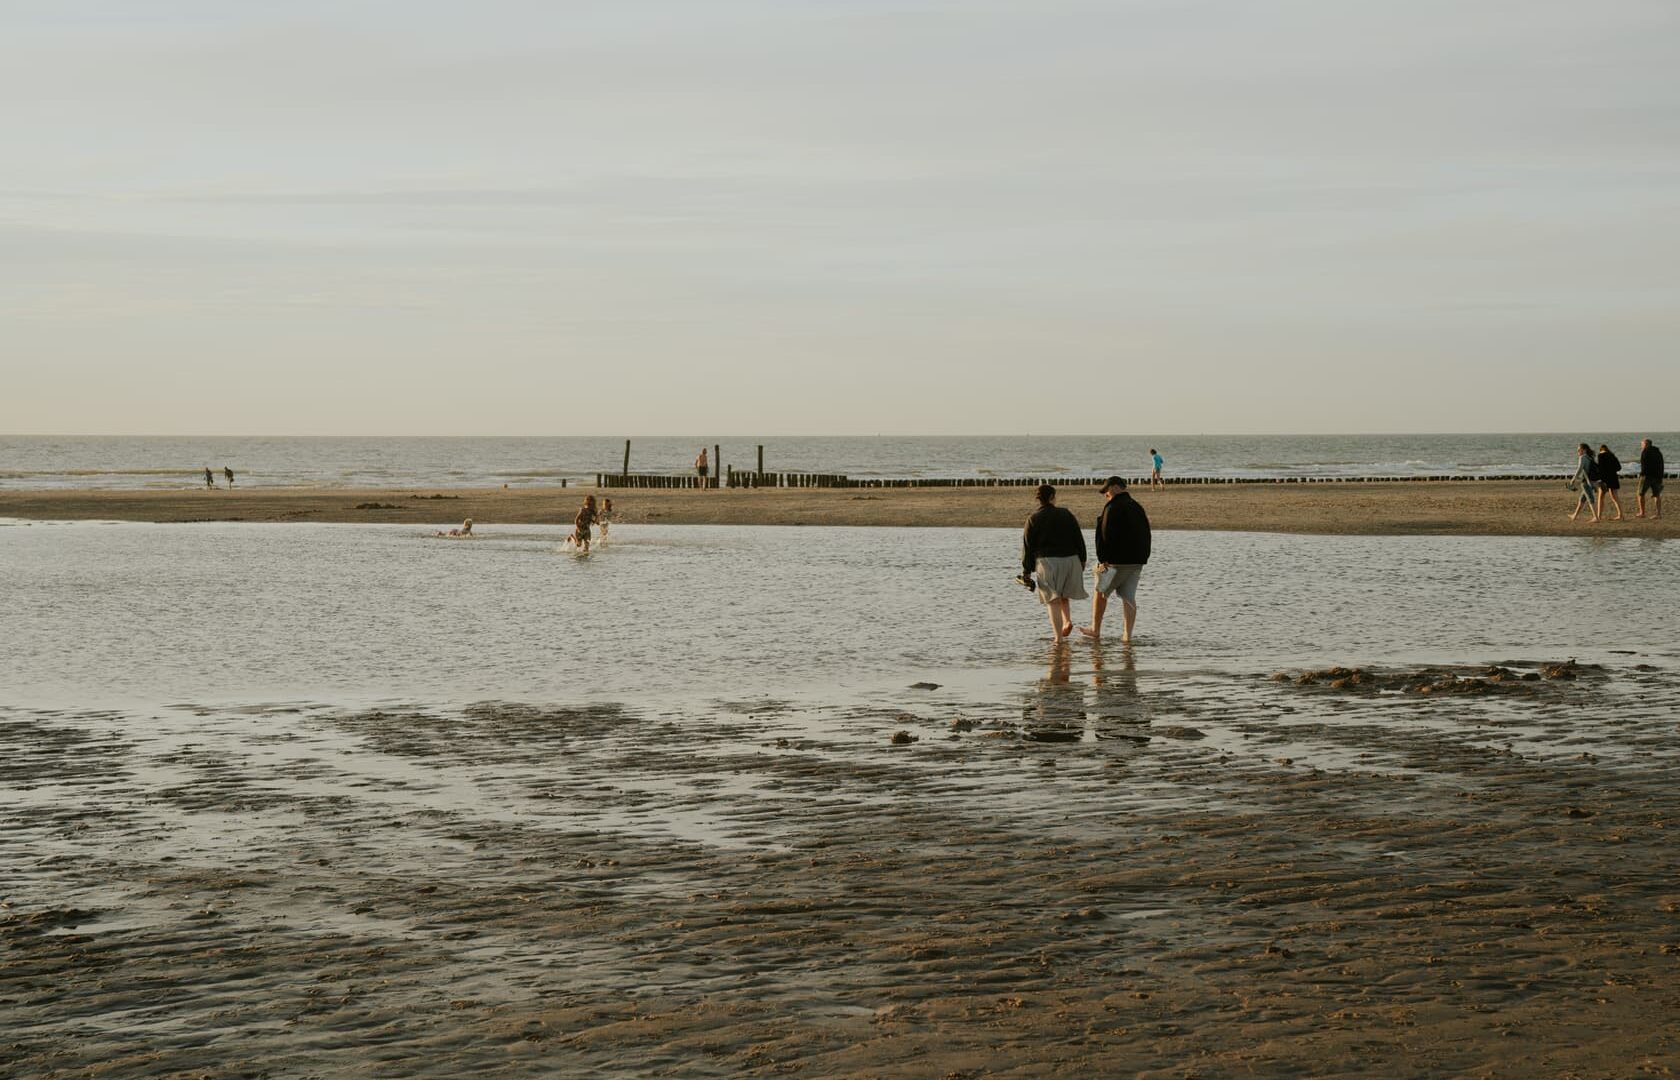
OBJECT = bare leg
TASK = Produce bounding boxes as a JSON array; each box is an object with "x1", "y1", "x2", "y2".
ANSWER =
[
  {"x1": 1078, "y1": 591, "x2": 1108, "y2": 640},
  {"x1": 1606, "y1": 489, "x2": 1624, "y2": 520},
  {"x1": 1047, "y1": 598, "x2": 1073, "y2": 640},
  {"x1": 1653, "y1": 493, "x2": 1661, "y2": 520},
  {"x1": 1120, "y1": 599, "x2": 1138, "y2": 644}
]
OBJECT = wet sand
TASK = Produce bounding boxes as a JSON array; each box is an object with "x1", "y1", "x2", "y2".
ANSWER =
[
  {"x1": 2, "y1": 479, "x2": 1675, "y2": 537},
  {"x1": 5, "y1": 655, "x2": 1679, "y2": 1077}
]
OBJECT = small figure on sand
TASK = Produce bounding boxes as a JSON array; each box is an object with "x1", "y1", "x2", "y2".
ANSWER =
[
  {"x1": 1596, "y1": 443, "x2": 1624, "y2": 521},
  {"x1": 570, "y1": 495, "x2": 597, "y2": 553},
  {"x1": 204, "y1": 467, "x2": 215, "y2": 489},
  {"x1": 1149, "y1": 448, "x2": 1164, "y2": 491},
  {"x1": 223, "y1": 466, "x2": 235, "y2": 488},
  {"x1": 1018, "y1": 483, "x2": 1087, "y2": 642},
  {"x1": 437, "y1": 518, "x2": 473, "y2": 538},
  {"x1": 596, "y1": 497, "x2": 614, "y2": 542},
  {"x1": 694, "y1": 448, "x2": 709, "y2": 488},
  {"x1": 1636, "y1": 438, "x2": 1663, "y2": 520},
  {"x1": 1079, "y1": 476, "x2": 1152, "y2": 645},
  {"x1": 1567, "y1": 443, "x2": 1599, "y2": 523}
]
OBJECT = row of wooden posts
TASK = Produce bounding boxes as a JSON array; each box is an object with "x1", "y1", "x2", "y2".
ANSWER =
[{"x1": 594, "y1": 470, "x2": 1603, "y2": 489}]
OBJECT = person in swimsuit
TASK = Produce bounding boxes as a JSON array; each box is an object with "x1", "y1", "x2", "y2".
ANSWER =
[
  {"x1": 572, "y1": 496, "x2": 597, "y2": 552},
  {"x1": 1596, "y1": 443, "x2": 1624, "y2": 522},
  {"x1": 1567, "y1": 443, "x2": 1598, "y2": 523},
  {"x1": 437, "y1": 518, "x2": 473, "y2": 537},
  {"x1": 695, "y1": 448, "x2": 709, "y2": 488},
  {"x1": 596, "y1": 498, "x2": 613, "y2": 541},
  {"x1": 1149, "y1": 449, "x2": 1164, "y2": 491},
  {"x1": 223, "y1": 466, "x2": 235, "y2": 488},
  {"x1": 204, "y1": 467, "x2": 215, "y2": 489}
]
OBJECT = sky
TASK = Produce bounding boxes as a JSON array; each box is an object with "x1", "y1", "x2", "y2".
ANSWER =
[{"x1": 3, "y1": 0, "x2": 1677, "y2": 436}]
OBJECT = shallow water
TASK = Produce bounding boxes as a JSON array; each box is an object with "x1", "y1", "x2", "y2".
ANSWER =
[{"x1": 2, "y1": 521, "x2": 1673, "y2": 708}]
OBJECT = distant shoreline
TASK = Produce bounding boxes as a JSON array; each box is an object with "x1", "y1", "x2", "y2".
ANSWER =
[{"x1": 2, "y1": 479, "x2": 1672, "y2": 539}]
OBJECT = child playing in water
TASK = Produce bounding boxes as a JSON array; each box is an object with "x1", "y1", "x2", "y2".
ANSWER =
[
  {"x1": 436, "y1": 518, "x2": 473, "y2": 538},
  {"x1": 571, "y1": 496, "x2": 597, "y2": 553},
  {"x1": 596, "y1": 498, "x2": 613, "y2": 541}
]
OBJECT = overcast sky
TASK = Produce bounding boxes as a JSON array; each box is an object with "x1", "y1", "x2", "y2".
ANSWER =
[{"x1": 3, "y1": 0, "x2": 1677, "y2": 435}]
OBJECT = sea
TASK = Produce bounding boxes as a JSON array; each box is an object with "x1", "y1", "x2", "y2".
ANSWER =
[{"x1": 2, "y1": 432, "x2": 1672, "y2": 490}]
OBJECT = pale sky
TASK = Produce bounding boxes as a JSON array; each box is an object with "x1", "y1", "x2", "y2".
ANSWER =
[{"x1": 3, "y1": 0, "x2": 1677, "y2": 435}]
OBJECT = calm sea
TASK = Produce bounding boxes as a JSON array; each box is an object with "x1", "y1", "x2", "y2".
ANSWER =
[{"x1": 1, "y1": 433, "x2": 1672, "y2": 490}]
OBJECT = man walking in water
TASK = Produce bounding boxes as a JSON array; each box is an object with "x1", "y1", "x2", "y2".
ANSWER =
[
  {"x1": 1019, "y1": 484, "x2": 1087, "y2": 642},
  {"x1": 694, "y1": 448, "x2": 709, "y2": 488},
  {"x1": 1079, "y1": 476, "x2": 1151, "y2": 645},
  {"x1": 204, "y1": 467, "x2": 215, "y2": 489},
  {"x1": 1637, "y1": 437, "x2": 1664, "y2": 520},
  {"x1": 223, "y1": 466, "x2": 235, "y2": 488}
]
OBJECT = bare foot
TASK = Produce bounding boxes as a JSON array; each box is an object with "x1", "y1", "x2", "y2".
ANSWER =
[{"x1": 1076, "y1": 626, "x2": 1100, "y2": 640}]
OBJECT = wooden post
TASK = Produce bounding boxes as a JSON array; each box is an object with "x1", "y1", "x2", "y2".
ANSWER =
[
  {"x1": 714, "y1": 443, "x2": 721, "y2": 490},
  {"x1": 757, "y1": 444, "x2": 764, "y2": 477},
  {"x1": 622, "y1": 440, "x2": 631, "y2": 480}
]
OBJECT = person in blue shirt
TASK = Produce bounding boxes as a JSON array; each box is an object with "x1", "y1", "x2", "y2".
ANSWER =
[{"x1": 1149, "y1": 449, "x2": 1164, "y2": 491}]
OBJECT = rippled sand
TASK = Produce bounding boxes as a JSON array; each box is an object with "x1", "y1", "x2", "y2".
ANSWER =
[{"x1": 5, "y1": 655, "x2": 1679, "y2": 1077}]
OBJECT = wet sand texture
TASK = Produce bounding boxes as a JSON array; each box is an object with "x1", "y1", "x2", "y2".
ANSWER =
[
  {"x1": 3, "y1": 479, "x2": 1677, "y2": 537},
  {"x1": 5, "y1": 657, "x2": 1679, "y2": 1077}
]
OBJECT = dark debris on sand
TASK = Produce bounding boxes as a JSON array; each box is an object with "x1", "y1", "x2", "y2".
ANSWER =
[{"x1": 1268, "y1": 659, "x2": 1605, "y2": 698}]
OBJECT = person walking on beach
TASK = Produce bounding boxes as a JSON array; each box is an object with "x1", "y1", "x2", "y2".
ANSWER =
[
  {"x1": 694, "y1": 448, "x2": 709, "y2": 488},
  {"x1": 1637, "y1": 438, "x2": 1663, "y2": 520},
  {"x1": 572, "y1": 495, "x2": 597, "y2": 553},
  {"x1": 1079, "y1": 476, "x2": 1151, "y2": 645},
  {"x1": 223, "y1": 466, "x2": 235, "y2": 488},
  {"x1": 1568, "y1": 443, "x2": 1599, "y2": 522},
  {"x1": 204, "y1": 467, "x2": 215, "y2": 489},
  {"x1": 1596, "y1": 443, "x2": 1625, "y2": 521},
  {"x1": 1019, "y1": 484, "x2": 1087, "y2": 642},
  {"x1": 1149, "y1": 449, "x2": 1164, "y2": 491}
]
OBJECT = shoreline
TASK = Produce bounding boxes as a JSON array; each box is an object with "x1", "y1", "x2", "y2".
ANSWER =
[{"x1": 1, "y1": 479, "x2": 1673, "y2": 538}]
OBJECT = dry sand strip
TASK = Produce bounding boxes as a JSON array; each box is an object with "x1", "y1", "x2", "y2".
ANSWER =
[
  {"x1": 3, "y1": 659, "x2": 1679, "y2": 1077},
  {"x1": 1, "y1": 480, "x2": 1675, "y2": 537}
]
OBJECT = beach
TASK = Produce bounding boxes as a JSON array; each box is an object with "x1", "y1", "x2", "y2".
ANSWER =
[
  {"x1": 1, "y1": 478, "x2": 1674, "y2": 538},
  {"x1": 4, "y1": 517, "x2": 1678, "y2": 1076},
  {"x1": 7, "y1": 659, "x2": 1679, "y2": 1077}
]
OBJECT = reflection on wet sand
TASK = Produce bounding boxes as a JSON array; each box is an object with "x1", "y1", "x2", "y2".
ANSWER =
[{"x1": 1023, "y1": 642, "x2": 1148, "y2": 742}]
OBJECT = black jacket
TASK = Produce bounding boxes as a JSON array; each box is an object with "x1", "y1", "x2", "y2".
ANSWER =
[
  {"x1": 1022, "y1": 504, "x2": 1086, "y2": 575},
  {"x1": 1598, "y1": 449, "x2": 1621, "y2": 478},
  {"x1": 1641, "y1": 444, "x2": 1664, "y2": 477},
  {"x1": 1095, "y1": 493, "x2": 1151, "y2": 565}
]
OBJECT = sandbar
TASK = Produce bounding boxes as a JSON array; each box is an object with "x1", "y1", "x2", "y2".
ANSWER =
[{"x1": 1, "y1": 479, "x2": 1673, "y2": 538}]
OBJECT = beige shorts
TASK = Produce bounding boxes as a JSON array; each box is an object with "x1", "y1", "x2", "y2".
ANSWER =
[
  {"x1": 1095, "y1": 563, "x2": 1143, "y2": 603},
  {"x1": 1034, "y1": 556, "x2": 1088, "y2": 604}
]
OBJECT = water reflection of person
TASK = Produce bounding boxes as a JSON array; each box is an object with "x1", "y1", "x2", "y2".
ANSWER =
[
  {"x1": 1087, "y1": 642, "x2": 1142, "y2": 731},
  {"x1": 1024, "y1": 642, "x2": 1084, "y2": 737}
]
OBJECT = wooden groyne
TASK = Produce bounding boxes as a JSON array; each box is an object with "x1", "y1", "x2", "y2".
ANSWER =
[{"x1": 593, "y1": 471, "x2": 1629, "y2": 489}]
